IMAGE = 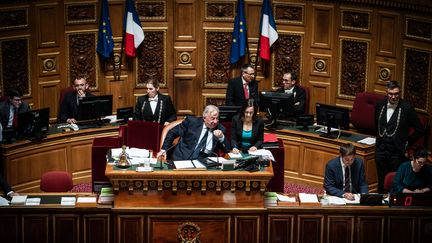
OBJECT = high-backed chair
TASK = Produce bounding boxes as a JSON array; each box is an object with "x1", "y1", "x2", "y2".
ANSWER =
[
  {"x1": 57, "y1": 86, "x2": 75, "y2": 122},
  {"x1": 159, "y1": 119, "x2": 183, "y2": 159},
  {"x1": 123, "y1": 120, "x2": 163, "y2": 153},
  {"x1": 40, "y1": 171, "x2": 74, "y2": 192},
  {"x1": 351, "y1": 92, "x2": 385, "y2": 135},
  {"x1": 383, "y1": 171, "x2": 397, "y2": 193},
  {"x1": 299, "y1": 85, "x2": 310, "y2": 114}
]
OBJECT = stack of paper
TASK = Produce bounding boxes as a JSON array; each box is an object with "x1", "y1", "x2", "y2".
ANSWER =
[
  {"x1": 248, "y1": 149, "x2": 275, "y2": 161},
  {"x1": 264, "y1": 192, "x2": 278, "y2": 205},
  {"x1": 25, "y1": 198, "x2": 41, "y2": 206},
  {"x1": 61, "y1": 197, "x2": 76, "y2": 206},
  {"x1": 298, "y1": 193, "x2": 320, "y2": 206},
  {"x1": 76, "y1": 196, "x2": 97, "y2": 207},
  {"x1": 98, "y1": 187, "x2": 114, "y2": 205},
  {"x1": 11, "y1": 195, "x2": 27, "y2": 206}
]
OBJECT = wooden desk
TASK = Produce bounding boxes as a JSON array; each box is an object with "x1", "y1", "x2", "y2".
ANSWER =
[
  {"x1": 1, "y1": 125, "x2": 119, "y2": 192},
  {"x1": 272, "y1": 127, "x2": 377, "y2": 191}
]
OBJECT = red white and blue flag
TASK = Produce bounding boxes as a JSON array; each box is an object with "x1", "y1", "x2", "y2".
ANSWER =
[
  {"x1": 259, "y1": 0, "x2": 278, "y2": 61},
  {"x1": 123, "y1": 0, "x2": 144, "y2": 57}
]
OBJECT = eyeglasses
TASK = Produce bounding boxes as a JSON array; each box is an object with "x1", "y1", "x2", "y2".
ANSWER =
[
  {"x1": 282, "y1": 79, "x2": 292, "y2": 82},
  {"x1": 387, "y1": 92, "x2": 400, "y2": 97},
  {"x1": 244, "y1": 72, "x2": 255, "y2": 76}
]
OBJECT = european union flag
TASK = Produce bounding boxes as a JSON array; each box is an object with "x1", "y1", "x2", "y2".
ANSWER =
[
  {"x1": 230, "y1": 0, "x2": 247, "y2": 64},
  {"x1": 96, "y1": 0, "x2": 114, "y2": 60}
]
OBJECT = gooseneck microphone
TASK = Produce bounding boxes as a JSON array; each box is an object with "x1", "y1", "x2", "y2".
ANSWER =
[{"x1": 158, "y1": 137, "x2": 181, "y2": 170}]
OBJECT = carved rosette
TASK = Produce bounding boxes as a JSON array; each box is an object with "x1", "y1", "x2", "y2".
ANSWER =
[
  {"x1": 137, "y1": 1, "x2": 166, "y2": 20},
  {"x1": 314, "y1": 59, "x2": 327, "y2": 72},
  {"x1": 137, "y1": 30, "x2": 166, "y2": 87},
  {"x1": 406, "y1": 18, "x2": 432, "y2": 41},
  {"x1": 273, "y1": 33, "x2": 302, "y2": 88},
  {"x1": 0, "y1": 37, "x2": 30, "y2": 96},
  {"x1": 204, "y1": 31, "x2": 232, "y2": 87},
  {"x1": 65, "y1": 3, "x2": 96, "y2": 24},
  {"x1": 378, "y1": 67, "x2": 391, "y2": 82},
  {"x1": 205, "y1": 2, "x2": 235, "y2": 21},
  {"x1": 67, "y1": 32, "x2": 97, "y2": 88},
  {"x1": 339, "y1": 39, "x2": 369, "y2": 97},
  {"x1": 403, "y1": 48, "x2": 430, "y2": 112},
  {"x1": 178, "y1": 222, "x2": 201, "y2": 243},
  {"x1": 341, "y1": 10, "x2": 370, "y2": 31},
  {"x1": 274, "y1": 4, "x2": 304, "y2": 24},
  {"x1": 0, "y1": 8, "x2": 28, "y2": 30}
]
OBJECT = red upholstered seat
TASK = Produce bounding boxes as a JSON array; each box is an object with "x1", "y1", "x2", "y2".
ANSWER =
[
  {"x1": 351, "y1": 92, "x2": 384, "y2": 135},
  {"x1": 383, "y1": 171, "x2": 396, "y2": 193},
  {"x1": 92, "y1": 136, "x2": 120, "y2": 192},
  {"x1": 40, "y1": 171, "x2": 74, "y2": 192}
]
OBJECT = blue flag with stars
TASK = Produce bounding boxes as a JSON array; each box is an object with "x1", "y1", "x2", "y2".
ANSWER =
[
  {"x1": 97, "y1": 0, "x2": 114, "y2": 60},
  {"x1": 230, "y1": 0, "x2": 247, "y2": 64}
]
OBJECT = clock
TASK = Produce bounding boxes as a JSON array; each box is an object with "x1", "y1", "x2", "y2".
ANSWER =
[{"x1": 389, "y1": 193, "x2": 432, "y2": 207}]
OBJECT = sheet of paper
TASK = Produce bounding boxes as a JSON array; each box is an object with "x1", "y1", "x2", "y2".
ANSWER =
[
  {"x1": 357, "y1": 137, "x2": 376, "y2": 145},
  {"x1": 128, "y1": 148, "x2": 150, "y2": 158},
  {"x1": 173, "y1": 160, "x2": 196, "y2": 169},
  {"x1": 11, "y1": 195, "x2": 27, "y2": 205},
  {"x1": 61, "y1": 197, "x2": 76, "y2": 206},
  {"x1": 298, "y1": 193, "x2": 319, "y2": 203},
  {"x1": 25, "y1": 198, "x2": 41, "y2": 206},
  {"x1": 248, "y1": 149, "x2": 275, "y2": 161},
  {"x1": 277, "y1": 194, "x2": 297, "y2": 203},
  {"x1": 327, "y1": 196, "x2": 346, "y2": 205},
  {"x1": 0, "y1": 196, "x2": 10, "y2": 206},
  {"x1": 228, "y1": 153, "x2": 243, "y2": 159},
  {"x1": 77, "y1": 197, "x2": 97, "y2": 203},
  {"x1": 344, "y1": 194, "x2": 360, "y2": 204},
  {"x1": 192, "y1": 160, "x2": 206, "y2": 169}
]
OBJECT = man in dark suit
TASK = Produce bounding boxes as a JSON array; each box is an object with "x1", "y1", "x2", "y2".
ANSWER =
[
  {"x1": 0, "y1": 173, "x2": 18, "y2": 199},
  {"x1": 374, "y1": 80, "x2": 425, "y2": 193},
  {"x1": 324, "y1": 143, "x2": 368, "y2": 200},
  {"x1": 226, "y1": 64, "x2": 259, "y2": 106},
  {"x1": 58, "y1": 76, "x2": 94, "y2": 124},
  {"x1": 0, "y1": 89, "x2": 31, "y2": 129},
  {"x1": 276, "y1": 71, "x2": 306, "y2": 117},
  {"x1": 157, "y1": 105, "x2": 230, "y2": 160}
]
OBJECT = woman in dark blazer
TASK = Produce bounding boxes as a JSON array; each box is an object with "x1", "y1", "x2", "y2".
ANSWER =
[
  {"x1": 230, "y1": 99, "x2": 264, "y2": 153},
  {"x1": 134, "y1": 79, "x2": 177, "y2": 125}
]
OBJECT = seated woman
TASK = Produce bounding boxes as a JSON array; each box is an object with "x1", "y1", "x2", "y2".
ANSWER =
[
  {"x1": 230, "y1": 99, "x2": 264, "y2": 154},
  {"x1": 134, "y1": 78, "x2": 177, "y2": 125},
  {"x1": 391, "y1": 148, "x2": 432, "y2": 193}
]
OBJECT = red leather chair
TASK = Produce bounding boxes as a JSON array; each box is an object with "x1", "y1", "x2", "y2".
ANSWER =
[
  {"x1": 124, "y1": 120, "x2": 163, "y2": 154},
  {"x1": 40, "y1": 171, "x2": 74, "y2": 192},
  {"x1": 351, "y1": 92, "x2": 385, "y2": 135},
  {"x1": 92, "y1": 136, "x2": 120, "y2": 192},
  {"x1": 383, "y1": 171, "x2": 396, "y2": 193}
]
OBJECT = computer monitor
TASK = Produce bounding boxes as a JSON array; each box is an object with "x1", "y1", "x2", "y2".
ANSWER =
[
  {"x1": 77, "y1": 95, "x2": 113, "y2": 121},
  {"x1": 17, "y1": 107, "x2": 50, "y2": 141},
  {"x1": 316, "y1": 103, "x2": 350, "y2": 138},
  {"x1": 296, "y1": 114, "x2": 314, "y2": 130},
  {"x1": 218, "y1": 106, "x2": 241, "y2": 122},
  {"x1": 259, "y1": 91, "x2": 294, "y2": 129},
  {"x1": 116, "y1": 106, "x2": 134, "y2": 122}
]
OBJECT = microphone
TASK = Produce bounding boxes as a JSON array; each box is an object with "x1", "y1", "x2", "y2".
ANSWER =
[
  {"x1": 201, "y1": 149, "x2": 221, "y2": 168},
  {"x1": 157, "y1": 137, "x2": 181, "y2": 170}
]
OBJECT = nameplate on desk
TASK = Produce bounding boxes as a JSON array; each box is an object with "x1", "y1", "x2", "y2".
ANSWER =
[{"x1": 136, "y1": 166, "x2": 154, "y2": 172}]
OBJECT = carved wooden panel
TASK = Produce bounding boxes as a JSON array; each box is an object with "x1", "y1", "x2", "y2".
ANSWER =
[
  {"x1": 175, "y1": 0, "x2": 195, "y2": 41},
  {"x1": 281, "y1": 141, "x2": 301, "y2": 175},
  {"x1": 406, "y1": 18, "x2": 432, "y2": 41},
  {"x1": 403, "y1": 48, "x2": 430, "y2": 112},
  {"x1": 22, "y1": 215, "x2": 49, "y2": 243},
  {"x1": 235, "y1": 216, "x2": 261, "y2": 243},
  {"x1": 137, "y1": 1, "x2": 166, "y2": 20},
  {"x1": 205, "y1": 1, "x2": 235, "y2": 21},
  {"x1": 341, "y1": 10, "x2": 370, "y2": 31},
  {"x1": 0, "y1": 37, "x2": 30, "y2": 96},
  {"x1": 311, "y1": 6, "x2": 333, "y2": 48},
  {"x1": 84, "y1": 214, "x2": 111, "y2": 243},
  {"x1": 204, "y1": 30, "x2": 231, "y2": 87},
  {"x1": 387, "y1": 217, "x2": 416, "y2": 243},
  {"x1": 136, "y1": 30, "x2": 166, "y2": 87},
  {"x1": 268, "y1": 215, "x2": 294, "y2": 243},
  {"x1": 274, "y1": 3, "x2": 304, "y2": 25},
  {"x1": 0, "y1": 7, "x2": 28, "y2": 30},
  {"x1": 203, "y1": 94, "x2": 226, "y2": 107},
  {"x1": 53, "y1": 215, "x2": 79, "y2": 243},
  {"x1": 338, "y1": 38, "x2": 369, "y2": 98},
  {"x1": 357, "y1": 216, "x2": 384, "y2": 243},
  {"x1": 66, "y1": 32, "x2": 98, "y2": 89},
  {"x1": 375, "y1": 61, "x2": 395, "y2": 85},
  {"x1": 175, "y1": 76, "x2": 194, "y2": 115},
  {"x1": 310, "y1": 54, "x2": 331, "y2": 77},
  {"x1": 38, "y1": 52, "x2": 59, "y2": 76},
  {"x1": 327, "y1": 216, "x2": 354, "y2": 243},
  {"x1": 418, "y1": 217, "x2": 432, "y2": 241},
  {"x1": 65, "y1": 2, "x2": 97, "y2": 24},
  {"x1": 36, "y1": 4, "x2": 59, "y2": 48},
  {"x1": 116, "y1": 215, "x2": 144, "y2": 243},
  {"x1": 0, "y1": 215, "x2": 18, "y2": 243},
  {"x1": 377, "y1": 13, "x2": 398, "y2": 56},
  {"x1": 297, "y1": 215, "x2": 324, "y2": 243},
  {"x1": 273, "y1": 33, "x2": 303, "y2": 89}
]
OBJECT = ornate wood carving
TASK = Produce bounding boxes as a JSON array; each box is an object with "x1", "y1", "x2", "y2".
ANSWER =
[
  {"x1": 0, "y1": 37, "x2": 30, "y2": 96},
  {"x1": 65, "y1": 3, "x2": 96, "y2": 24},
  {"x1": 339, "y1": 39, "x2": 369, "y2": 97},
  {"x1": 178, "y1": 222, "x2": 201, "y2": 243},
  {"x1": 342, "y1": 10, "x2": 370, "y2": 31},
  {"x1": 204, "y1": 31, "x2": 231, "y2": 87},
  {"x1": 203, "y1": 95, "x2": 226, "y2": 107},
  {"x1": 0, "y1": 8, "x2": 28, "y2": 30},
  {"x1": 205, "y1": 2, "x2": 235, "y2": 20},
  {"x1": 403, "y1": 48, "x2": 430, "y2": 112},
  {"x1": 67, "y1": 33, "x2": 97, "y2": 88},
  {"x1": 137, "y1": 1, "x2": 166, "y2": 20},
  {"x1": 274, "y1": 4, "x2": 304, "y2": 24},
  {"x1": 273, "y1": 33, "x2": 302, "y2": 88},
  {"x1": 406, "y1": 18, "x2": 432, "y2": 41},
  {"x1": 137, "y1": 30, "x2": 166, "y2": 87}
]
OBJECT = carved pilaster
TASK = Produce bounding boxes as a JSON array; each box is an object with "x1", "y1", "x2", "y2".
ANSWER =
[
  {"x1": 204, "y1": 30, "x2": 232, "y2": 87},
  {"x1": 136, "y1": 30, "x2": 166, "y2": 87}
]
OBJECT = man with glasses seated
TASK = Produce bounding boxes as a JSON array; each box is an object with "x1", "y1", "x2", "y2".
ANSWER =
[
  {"x1": 225, "y1": 64, "x2": 259, "y2": 106},
  {"x1": 374, "y1": 80, "x2": 425, "y2": 193},
  {"x1": 275, "y1": 71, "x2": 306, "y2": 118},
  {"x1": 59, "y1": 76, "x2": 94, "y2": 124},
  {"x1": 0, "y1": 89, "x2": 31, "y2": 130}
]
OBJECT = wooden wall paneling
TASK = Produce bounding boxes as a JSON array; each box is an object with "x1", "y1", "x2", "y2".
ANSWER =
[
  {"x1": 309, "y1": 81, "x2": 330, "y2": 110},
  {"x1": 174, "y1": 0, "x2": 196, "y2": 41},
  {"x1": 116, "y1": 215, "x2": 144, "y2": 243},
  {"x1": 105, "y1": 75, "x2": 130, "y2": 111},
  {"x1": 376, "y1": 12, "x2": 399, "y2": 57},
  {"x1": 204, "y1": 29, "x2": 231, "y2": 89},
  {"x1": 357, "y1": 216, "x2": 384, "y2": 243},
  {"x1": 53, "y1": 214, "x2": 79, "y2": 243},
  {"x1": 35, "y1": 2, "x2": 60, "y2": 48},
  {"x1": 174, "y1": 73, "x2": 195, "y2": 115},
  {"x1": 235, "y1": 215, "x2": 261, "y2": 243},
  {"x1": 297, "y1": 215, "x2": 324, "y2": 243},
  {"x1": 22, "y1": 214, "x2": 49, "y2": 243},
  {"x1": 0, "y1": 214, "x2": 19, "y2": 243},
  {"x1": 202, "y1": 93, "x2": 226, "y2": 107},
  {"x1": 274, "y1": 2, "x2": 305, "y2": 26},
  {"x1": 267, "y1": 214, "x2": 294, "y2": 243},
  {"x1": 64, "y1": 1, "x2": 97, "y2": 25},
  {"x1": 327, "y1": 216, "x2": 354, "y2": 243},
  {"x1": 37, "y1": 52, "x2": 60, "y2": 77},
  {"x1": 69, "y1": 141, "x2": 93, "y2": 183},
  {"x1": 302, "y1": 146, "x2": 335, "y2": 182},
  {"x1": 204, "y1": 0, "x2": 235, "y2": 21},
  {"x1": 281, "y1": 140, "x2": 301, "y2": 177},
  {"x1": 405, "y1": 16, "x2": 432, "y2": 41},
  {"x1": 311, "y1": 4, "x2": 333, "y2": 49},
  {"x1": 83, "y1": 214, "x2": 111, "y2": 243},
  {"x1": 0, "y1": 6, "x2": 28, "y2": 30},
  {"x1": 309, "y1": 53, "x2": 332, "y2": 78},
  {"x1": 387, "y1": 217, "x2": 416, "y2": 243},
  {"x1": 38, "y1": 79, "x2": 61, "y2": 121},
  {"x1": 418, "y1": 217, "x2": 432, "y2": 242},
  {"x1": 340, "y1": 8, "x2": 371, "y2": 32},
  {"x1": 374, "y1": 59, "x2": 396, "y2": 88},
  {"x1": 175, "y1": 45, "x2": 196, "y2": 70}
]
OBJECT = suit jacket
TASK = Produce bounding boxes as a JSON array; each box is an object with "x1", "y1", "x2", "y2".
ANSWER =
[
  {"x1": 58, "y1": 91, "x2": 94, "y2": 122},
  {"x1": 0, "y1": 100, "x2": 31, "y2": 128},
  {"x1": 324, "y1": 157, "x2": 368, "y2": 197},
  {"x1": 0, "y1": 173, "x2": 13, "y2": 195},
  {"x1": 134, "y1": 93, "x2": 177, "y2": 125},
  {"x1": 276, "y1": 85, "x2": 306, "y2": 116},
  {"x1": 225, "y1": 77, "x2": 259, "y2": 106},
  {"x1": 230, "y1": 115, "x2": 264, "y2": 151},
  {"x1": 162, "y1": 116, "x2": 230, "y2": 160},
  {"x1": 374, "y1": 98, "x2": 425, "y2": 151}
]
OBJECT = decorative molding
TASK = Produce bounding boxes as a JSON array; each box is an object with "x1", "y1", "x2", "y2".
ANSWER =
[
  {"x1": 375, "y1": 61, "x2": 396, "y2": 85},
  {"x1": 205, "y1": 1, "x2": 235, "y2": 21},
  {"x1": 341, "y1": 9, "x2": 370, "y2": 31},
  {"x1": 136, "y1": 30, "x2": 167, "y2": 88},
  {"x1": 274, "y1": 3, "x2": 304, "y2": 25},
  {"x1": 0, "y1": 7, "x2": 28, "y2": 30},
  {"x1": 178, "y1": 222, "x2": 201, "y2": 243},
  {"x1": 178, "y1": 52, "x2": 192, "y2": 65},
  {"x1": 65, "y1": 2, "x2": 97, "y2": 24},
  {"x1": 38, "y1": 52, "x2": 60, "y2": 76},
  {"x1": 273, "y1": 32, "x2": 303, "y2": 89},
  {"x1": 310, "y1": 53, "x2": 331, "y2": 78},
  {"x1": 338, "y1": 37, "x2": 370, "y2": 99},
  {"x1": 202, "y1": 93, "x2": 226, "y2": 107},
  {"x1": 405, "y1": 17, "x2": 432, "y2": 41},
  {"x1": 137, "y1": 1, "x2": 166, "y2": 20},
  {"x1": 204, "y1": 30, "x2": 232, "y2": 88}
]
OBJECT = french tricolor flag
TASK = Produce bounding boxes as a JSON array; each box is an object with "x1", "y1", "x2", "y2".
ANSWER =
[
  {"x1": 259, "y1": 0, "x2": 278, "y2": 61},
  {"x1": 124, "y1": 0, "x2": 144, "y2": 57}
]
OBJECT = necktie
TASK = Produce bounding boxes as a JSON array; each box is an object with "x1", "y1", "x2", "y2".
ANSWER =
[
  {"x1": 191, "y1": 128, "x2": 209, "y2": 159},
  {"x1": 12, "y1": 108, "x2": 18, "y2": 128},
  {"x1": 243, "y1": 83, "x2": 249, "y2": 99},
  {"x1": 344, "y1": 166, "x2": 351, "y2": 192},
  {"x1": 148, "y1": 97, "x2": 157, "y2": 102}
]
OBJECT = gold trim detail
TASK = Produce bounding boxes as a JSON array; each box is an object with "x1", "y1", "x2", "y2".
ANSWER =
[
  {"x1": 378, "y1": 67, "x2": 391, "y2": 81},
  {"x1": 314, "y1": 59, "x2": 326, "y2": 72},
  {"x1": 179, "y1": 52, "x2": 192, "y2": 65},
  {"x1": 42, "y1": 58, "x2": 56, "y2": 72},
  {"x1": 178, "y1": 222, "x2": 201, "y2": 243}
]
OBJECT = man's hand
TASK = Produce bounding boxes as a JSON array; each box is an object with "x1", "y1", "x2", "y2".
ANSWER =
[
  {"x1": 343, "y1": 192, "x2": 355, "y2": 201},
  {"x1": 156, "y1": 150, "x2": 166, "y2": 159},
  {"x1": 66, "y1": 118, "x2": 77, "y2": 124},
  {"x1": 232, "y1": 148, "x2": 240, "y2": 154},
  {"x1": 248, "y1": 146, "x2": 258, "y2": 152},
  {"x1": 77, "y1": 89, "x2": 86, "y2": 97},
  {"x1": 213, "y1": 129, "x2": 223, "y2": 138}
]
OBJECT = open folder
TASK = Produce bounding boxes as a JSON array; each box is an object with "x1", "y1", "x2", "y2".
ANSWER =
[{"x1": 172, "y1": 160, "x2": 207, "y2": 170}]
